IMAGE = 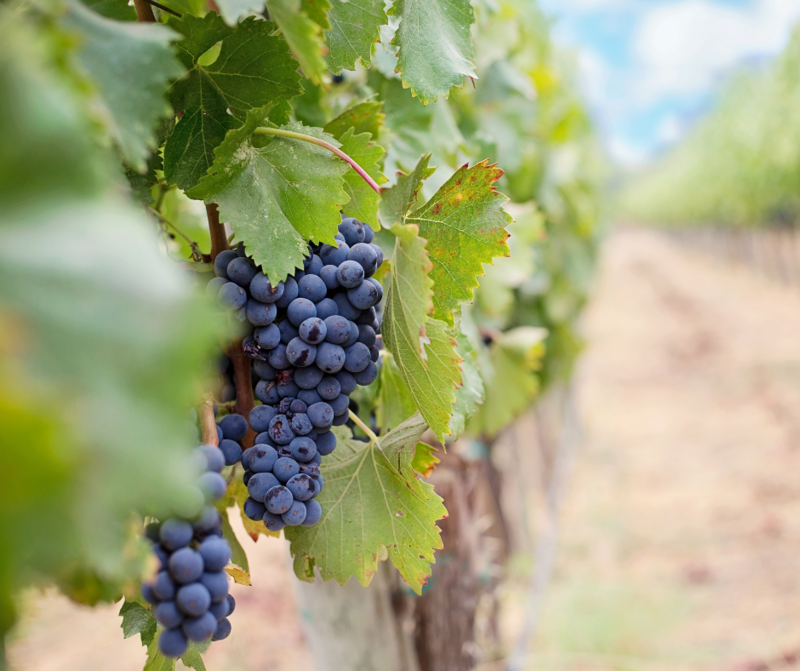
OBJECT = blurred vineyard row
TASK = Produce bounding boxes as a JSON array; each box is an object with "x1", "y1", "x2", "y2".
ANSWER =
[{"x1": 619, "y1": 23, "x2": 800, "y2": 228}]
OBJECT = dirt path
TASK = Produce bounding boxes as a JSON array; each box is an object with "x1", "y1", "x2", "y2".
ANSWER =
[{"x1": 530, "y1": 228, "x2": 800, "y2": 670}]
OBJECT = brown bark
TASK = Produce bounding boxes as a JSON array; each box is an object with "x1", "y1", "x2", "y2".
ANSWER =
[{"x1": 206, "y1": 204, "x2": 229, "y2": 261}]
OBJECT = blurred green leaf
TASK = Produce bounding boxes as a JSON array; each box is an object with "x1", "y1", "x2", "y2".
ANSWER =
[
  {"x1": 376, "y1": 351, "x2": 417, "y2": 431},
  {"x1": 448, "y1": 333, "x2": 484, "y2": 438},
  {"x1": 267, "y1": 0, "x2": 327, "y2": 83}
]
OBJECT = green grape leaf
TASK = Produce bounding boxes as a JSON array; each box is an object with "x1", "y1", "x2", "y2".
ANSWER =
[
  {"x1": 60, "y1": 0, "x2": 184, "y2": 171},
  {"x1": 189, "y1": 108, "x2": 350, "y2": 282},
  {"x1": 378, "y1": 153, "x2": 435, "y2": 227},
  {"x1": 381, "y1": 224, "x2": 461, "y2": 440},
  {"x1": 119, "y1": 599, "x2": 157, "y2": 647},
  {"x1": 411, "y1": 443, "x2": 440, "y2": 477},
  {"x1": 325, "y1": 0, "x2": 387, "y2": 73},
  {"x1": 389, "y1": 0, "x2": 476, "y2": 104},
  {"x1": 165, "y1": 14, "x2": 303, "y2": 191},
  {"x1": 218, "y1": 502, "x2": 250, "y2": 576},
  {"x1": 324, "y1": 100, "x2": 386, "y2": 223},
  {"x1": 468, "y1": 327, "x2": 546, "y2": 437},
  {"x1": 324, "y1": 100, "x2": 385, "y2": 139},
  {"x1": 376, "y1": 351, "x2": 417, "y2": 432},
  {"x1": 82, "y1": 0, "x2": 136, "y2": 21},
  {"x1": 144, "y1": 642, "x2": 175, "y2": 671},
  {"x1": 268, "y1": 0, "x2": 327, "y2": 83},
  {"x1": 407, "y1": 160, "x2": 511, "y2": 326},
  {"x1": 286, "y1": 416, "x2": 446, "y2": 594},
  {"x1": 180, "y1": 648, "x2": 208, "y2": 670},
  {"x1": 448, "y1": 332, "x2": 484, "y2": 438},
  {"x1": 383, "y1": 224, "x2": 433, "y2": 353}
]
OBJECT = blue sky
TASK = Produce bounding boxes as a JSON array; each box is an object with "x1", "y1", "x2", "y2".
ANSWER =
[{"x1": 537, "y1": 0, "x2": 800, "y2": 165}]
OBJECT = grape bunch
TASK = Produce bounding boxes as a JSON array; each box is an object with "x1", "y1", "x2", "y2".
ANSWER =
[
  {"x1": 207, "y1": 216, "x2": 384, "y2": 532},
  {"x1": 141, "y1": 443, "x2": 234, "y2": 658},
  {"x1": 215, "y1": 412, "x2": 246, "y2": 467}
]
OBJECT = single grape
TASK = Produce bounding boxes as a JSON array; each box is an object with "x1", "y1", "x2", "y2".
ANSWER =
[
  {"x1": 362, "y1": 225, "x2": 375, "y2": 243},
  {"x1": 294, "y1": 365, "x2": 324, "y2": 389},
  {"x1": 370, "y1": 346, "x2": 380, "y2": 362},
  {"x1": 262, "y1": 511, "x2": 286, "y2": 532},
  {"x1": 275, "y1": 277, "x2": 299, "y2": 308},
  {"x1": 249, "y1": 445, "x2": 278, "y2": 472},
  {"x1": 287, "y1": 298, "x2": 317, "y2": 327},
  {"x1": 336, "y1": 260, "x2": 365, "y2": 289},
  {"x1": 307, "y1": 402, "x2": 334, "y2": 429},
  {"x1": 317, "y1": 376, "x2": 341, "y2": 400},
  {"x1": 328, "y1": 393, "x2": 350, "y2": 416},
  {"x1": 246, "y1": 299, "x2": 277, "y2": 326},
  {"x1": 198, "y1": 471, "x2": 227, "y2": 502},
  {"x1": 320, "y1": 241, "x2": 349, "y2": 266},
  {"x1": 198, "y1": 537, "x2": 231, "y2": 572},
  {"x1": 226, "y1": 257, "x2": 258, "y2": 287},
  {"x1": 298, "y1": 274, "x2": 327, "y2": 303},
  {"x1": 348, "y1": 243, "x2": 378, "y2": 276},
  {"x1": 290, "y1": 399, "x2": 308, "y2": 414},
  {"x1": 312, "y1": 474, "x2": 324, "y2": 496},
  {"x1": 243, "y1": 470, "x2": 253, "y2": 485},
  {"x1": 366, "y1": 278, "x2": 383, "y2": 303},
  {"x1": 290, "y1": 413, "x2": 313, "y2": 436},
  {"x1": 176, "y1": 583, "x2": 212, "y2": 617},
  {"x1": 315, "y1": 431, "x2": 337, "y2": 456},
  {"x1": 153, "y1": 544, "x2": 170, "y2": 570},
  {"x1": 267, "y1": 343, "x2": 290, "y2": 370},
  {"x1": 226, "y1": 594, "x2": 236, "y2": 616},
  {"x1": 332, "y1": 412, "x2": 349, "y2": 427},
  {"x1": 247, "y1": 472, "x2": 281, "y2": 502},
  {"x1": 219, "y1": 414, "x2": 247, "y2": 441},
  {"x1": 212, "y1": 617, "x2": 233, "y2": 642},
  {"x1": 299, "y1": 317, "x2": 327, "y2": 345},
  {"x1": 250, "y1": 273, "x2": 285, "y2": 303},
  {"x1": 253, "y1": 358, "x2": 277, "y2": 380},
  {"x1": 289, "y1": 436, "x2": 316, "y2": 463},
  {"x1": 315, "y1": 297, "x2": 339, "y2": 320},
  {"x1": 142, "y1": 583, "x2": 158, "y2": 605},
  {"x1": 217, "y1": 282, "x2": 247, "y2": 311},
  {"x1": 354, "y1": 362, "x2": 378, "y2": 386},
  {"x1": 244, "y1": 497, "x2": 267, "y2": 520},
  {"x1": 153, "y1": 570, "x2": 177, "y2": 600},
  {"x1": 200, "y1": 571, "x2": 229, "y2": 603},
  {"x1": 316, "y1": 342, "x2": 345, "y2": 373},
  {"x1": 219, "y1": 439, "x2": 242, "y2": 466},
  {"x1": 255, "y1": 380, "x2": 281, "y2": 405},
  {"x1": 334, "y1": 369, "x2": 358, "y2": 395},
  {"x1": 193, "y1": 506, "x2": 221, "y2": 535},
  {"x1": 303, "y1": 499, "x2": 323, "y2": 526},
  {"x1": 159, "y1": 627, "x2": 188, "y2": 658},
  {"x1": 196, "y1": 445, "x2": 225, "y2": 473},
  {"x1": 183, "y1": 611, "x2": 218, "y2": 642},
  {"x1": 323, "y1": 315, "x2": 350, "y2": 345},
  {"x1": 298, "y1": 389, "x2": 323, "y2": 406},
  {"x1": 339, "y1": 218, "x2": 365, "y2": 246},
  {"x1": 286, "y1": 337, "x2": 317, "y2": 367},
  {"x1": 319, "y1": 265, "x2": 340, "y2": 291},
  {"x1": 273, "y1": 456, "x2": 300, "y2": 483},
  {"x1": 357, "y1": 325, "x2": 376, "y2": 348},
  {"x1": 254, "y1": 432, "x2": 276, "y2": 447},
  {"x1": 265, "y1": 485, "x2": 293, "y2": 514},
  {"x1": 332, "y1": 293, "x2": 361, "y2": 321},
  {"x1": 169, "y1": 548, "x2": 204, "y2": 584},
  {"x1": 160, "y1": 519, "x2": 193, "y2": 551},
  {"x1": 250, "y1": 405, "x2": 277, "y2": 433},
  {"x1": 268, "y1": 415, "x2": 294, "y2": 445},
  {"x1": 348, "y1": 281, "x2": 380, "y2": 310},
  {"x1": 282, "y1": 500, "x2": 308, "y2": 526},
  {"x1": 344, "y1": 343, "x2": 371, "y2": 373},
  {"x1": 213, "y1": 250, "x2": 238, "y2": 279},
  {"x1": 209, "y1": 599, "x2": 230, "y2": 621},
  {"x1": 286, "y1": 473, "x2": 315, "y2": 501},
  {"x1": 277, "y1": 379, "x2": 300, "y2": 398},
  {"x1": 155, "y1": 601, "x2": 184, "y2": 628}
]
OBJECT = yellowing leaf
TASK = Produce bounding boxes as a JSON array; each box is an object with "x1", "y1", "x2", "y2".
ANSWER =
[
  {"x1": 408, "y1": 160, "x2": 512, "y2": 326},
  {"x1": 378, "y1": 153, "x2": 436, "y2": 228}
]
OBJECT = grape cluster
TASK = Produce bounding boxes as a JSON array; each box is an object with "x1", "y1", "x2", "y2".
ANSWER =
[
  {"x1": 215, "y1": 412, "x2": 246, "y2": 467},
  {"x1": 207, "y1": 217, "x2": 384, "y2": 532},
  {"x1": 141, "y1": 443, "x2": 234, "y2": 658}
]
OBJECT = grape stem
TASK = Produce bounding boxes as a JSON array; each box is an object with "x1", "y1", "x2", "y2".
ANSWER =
[
  {"x1": 253, "y1": 127, "x2": 381, "y2": 194},
  {"x1": 199, "y1": 393, "x2": 218, "y2": 447},
  {"x1": 206, "y1": 204, "x2": 229, "y2": 261},
  {"x1": 348, "y1": 410, "x2": 379, "y2": 444}
]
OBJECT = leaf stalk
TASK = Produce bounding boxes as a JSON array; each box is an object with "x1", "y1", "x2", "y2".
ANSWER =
[
  {"x1": 348, "y1": 410, "x2": 379, "y2": 444},
  {"x1": 253, "y1": 127, "x2": 381, "y2": 194}
]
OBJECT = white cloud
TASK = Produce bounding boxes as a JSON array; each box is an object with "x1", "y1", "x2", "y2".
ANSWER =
[
  {"x1": 631, "y1": 0, "x2": 800, "y2": 105},
  {"x1": 607, "y1": 137, "x2": 650, "y2": 167},
  {"x1": 656, "y1": 113, "x2": 684, "y2": 145}
]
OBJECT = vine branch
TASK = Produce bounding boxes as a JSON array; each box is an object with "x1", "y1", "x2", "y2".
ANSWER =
[
  {"x1": 227, "y1": 339, "x2": 256, "y2": 448},
  {"x1": 199, "y1": 393, "x2": 218, "y2": 446},
  {"x1": 206, "y1": 203, "x2": 229, "y2": 261},
  {"x1": 253, "y1": 127, "x2": 381, "y2": 194},
  {"x1": 132, "y1": 0, "x2": 156, "y2": 22}
]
